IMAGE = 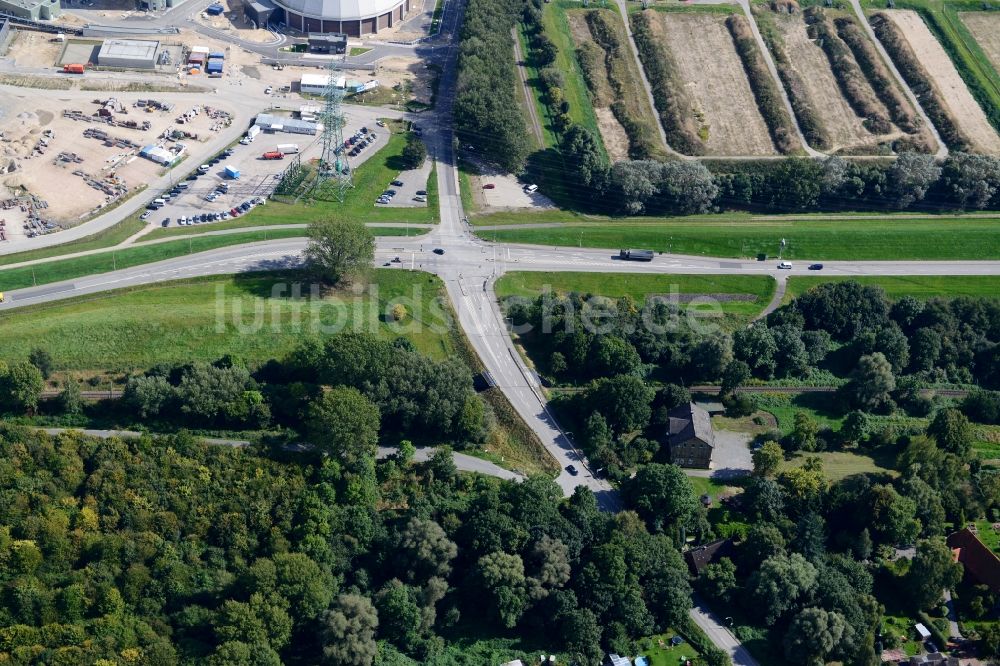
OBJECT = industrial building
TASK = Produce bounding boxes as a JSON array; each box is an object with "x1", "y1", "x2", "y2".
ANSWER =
[
  {"x1": 243, "y1": 0, "x2": 277, "y2": 28},
  {"x1": 307, "y1": 32, "x2": 347, "y2": 54},
  {"x1": 0, "y1": 0, "x2": 61, "y2": 20},
  {"x1": 300, "y1": 73, "x2": 344, "y2": 95},
  {"x1": 140, "y1": 144, "x2": 184, "y2": 166},
  {"x1": 97, "y1": 39, "x2": 159, "y2": 69},
  {"x1": 0, "y1": 18, "x2": 13, "y2": 57},
  {"x1": 254, "y1": 113, "x2": 320, "y2": 135},
  {"x1": 273, "y1": 0, "x2": 411, "y2": 36}
]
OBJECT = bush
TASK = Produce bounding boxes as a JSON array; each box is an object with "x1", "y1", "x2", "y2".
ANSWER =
[
  {"x1": 805, "y1": 8, "x2": 893, "y2": 135},
  {"x1": 630, "y1": 11, "x2": 705, "y2": 155},
  {"x1": 834, "y1": 16, "x2": 921, "y2": 135},
  {"x1": 727, "y1": 14, "x2": 800, "y2": 154},
  {"x1": 870, "y1": 12, "x2": 970, "y2": 151}
]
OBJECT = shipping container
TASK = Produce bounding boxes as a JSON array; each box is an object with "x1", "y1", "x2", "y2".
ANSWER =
[
  {"x1": 224, "y1": 165, "x2": 240, "y2": 179},
  {"x1": 276, "y1": 143, "x2": 300, "y2": 154},
  {"x1": 209, "y1": 51, "x2": 225, "y2": 59}
]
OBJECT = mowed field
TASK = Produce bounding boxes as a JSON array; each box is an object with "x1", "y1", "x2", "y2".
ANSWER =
[
  {"x1": 961, "y1": 12, "x2": 1000, "y2": 73},
  {"x1": 0, "y1": 271, "x2": 456, "y2": 372},
  {"x1": 886, "y1": 9, "x2": 1000, "y2": 153},
  {"x1": 495, "y1": 271, "x2": 775, "y2": 327},
  {"x1": 786, "y1": 274, "x2": 1000, "y2": 299},
  {"x1": 773, "y1": 13, "x2": 893, "y2": 152},
  {"x1": 649, "y1": 11, "x2": 777, "y2": 155},
  {"x1": 475, "y1": 214, "x2": 1000, "y2": 260}
]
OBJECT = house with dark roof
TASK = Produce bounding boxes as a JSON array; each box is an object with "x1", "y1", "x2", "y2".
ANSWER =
[
  {"x1": 684, "y1": 538, "x2": 735, "y2": 577},
  {"x1": 947, "y1": 527, "x2": 1000, "y2": 593},
  {"x1": 666, "y1": 403, "x2": 714, "y2": 469}
]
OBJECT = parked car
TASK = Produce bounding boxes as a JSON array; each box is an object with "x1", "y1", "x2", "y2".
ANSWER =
[
  {"x1": 162, "y1": 218, "x2": 170, "y2": 227},
  {"x1": 483, "y1": 183, "x2": 495, "y2": 190},
  {"x1": 777, "y1": 261, "x2": 793, "y2": 269},
  {"x1": 566, "y1": 465, "x2": 578, "y2": 476},
  {"x1": 391, "y1": 180, "x2": 403, "y2": 187},
  {"x1": 416, "y1": 190, "x2": 427, "y2": 196},
  {"x1": 808, "y1": 263, "x2": 824, "y2": 270},
  {"x1": 140, "y1": 211, "x2": 150, "y2": 220}
]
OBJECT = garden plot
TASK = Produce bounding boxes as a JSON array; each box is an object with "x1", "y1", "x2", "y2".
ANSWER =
[
  {"x1": 886, "y1": 9, "x2": 1000, "y2": 153},
  {"x1": 960, "y1": 12, "x2": 1000, "y2": 74},
  {"x1": 775, "y1": 13, "x2": 899, "y2": 152},
  {"x1": 652, "y1": 11, "x2": 777, "y2": 155}
]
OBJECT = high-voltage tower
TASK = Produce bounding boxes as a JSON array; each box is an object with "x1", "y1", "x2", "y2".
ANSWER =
[{"x1": 313, "y1": 60, "x2": 353, "y2": 201}]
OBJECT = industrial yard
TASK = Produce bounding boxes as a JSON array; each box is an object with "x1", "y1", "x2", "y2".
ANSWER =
[{"x1": 0, "y1": 89, "x2": 235, "y2": 242}]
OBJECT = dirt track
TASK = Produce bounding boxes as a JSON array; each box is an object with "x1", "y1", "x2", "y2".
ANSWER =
[
  {"x1": 655, "y1": 12, "x2": 777, "y2": 155},
  {"x1": 887, "y1": 9, "x2": 1000, "y2": 154}
]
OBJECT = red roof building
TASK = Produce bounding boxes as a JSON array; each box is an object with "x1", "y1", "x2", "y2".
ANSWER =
[{"x1": 947, "y1": 527, "x2": 1000, "y2": 593}]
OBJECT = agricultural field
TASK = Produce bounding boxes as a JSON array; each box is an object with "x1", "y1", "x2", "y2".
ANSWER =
[
  {"x1": 756, "y1": 7, "x2": 920, "y2": 153},
  {"x1": 568, "y1": 7, "x2": 667, "y2": 161},
  {"x1": 634, "y1": 8, "x2": 779, "y2": 156},
  {"x1": 880, "y1": 9, "x2": 1000, "y2": 152},
  {"x1": 786, "y1": 274, "x2": 1000, "y2": 299},
  {"x1": 961, "y1": 12, "x2": 1000, "y2": 72}
]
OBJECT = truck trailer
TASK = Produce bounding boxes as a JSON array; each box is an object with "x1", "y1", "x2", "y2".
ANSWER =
[
  {"x1": 262, "y1": 151, "x2": 284, "y2": 160},
  {"x1": 63, "y1": 64, "x2": 86, "y2": 74},
  {"x1": 276, "y1": 143, "x2": 300, "y2": 154},
  {"x1": 619, "y1": 249, "x2": 655, "y2": 262}
]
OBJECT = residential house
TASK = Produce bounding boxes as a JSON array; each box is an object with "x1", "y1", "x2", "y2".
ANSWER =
[
  {"x1": 684, "y1": 538, "x2": 735, "y2": 577},
  {"x1": 666, "y1": 403, "x2": 714, "y2": 469},
  {"x1": 947, "y1": 527, "x2": 1000, "y2": 593}
]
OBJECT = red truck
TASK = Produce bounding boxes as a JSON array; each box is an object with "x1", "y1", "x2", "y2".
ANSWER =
[
  {"x1": 63, "y1": 64, "x2": 86, "y2": 74},
  {"x1": 262, "y1": 151, "x2": 284, "y2": 160}
]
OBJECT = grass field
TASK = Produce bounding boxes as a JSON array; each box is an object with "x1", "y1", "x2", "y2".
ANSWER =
[
  {"x1": 635, "y1": 632, "x2": 702, "y2": 665},
  {"x1": 0, "y1": 271, "x2": 456, "y2": 372},
  {"x1": 784, "y1": 450, "x2": 898, "y2": 481},
  {"x1": 475, "y1": 213, "x2": 1000, "y2": 260},
  {"x1": 495, "y1": 271, "x2": 775, "y2": 326},
  {"x1": 0, "y1": 227, "x2": 419, "y2": 292},
  {"x1": 141, "y1": 126, "x2": 438, "y2": 241},
  {"x1": 787, "y1": 275, "x2": 1000, "y2": 299},
  {"x1": 0, "y1": 215, "x2": 145, "y2": 268}
]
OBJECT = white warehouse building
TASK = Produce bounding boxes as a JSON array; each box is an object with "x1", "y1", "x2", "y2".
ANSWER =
[
  {"x1": 274, "y1": 0, "x2": 411, "y2": 36},
  {"x1": 97, "y1": 39, "x2": 159, "y2": 69}
]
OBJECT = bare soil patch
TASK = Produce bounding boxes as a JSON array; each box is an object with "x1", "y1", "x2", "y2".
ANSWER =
[
  {"x1": 887, "y1": 9, "x2": 1000, "y2": 153},
  {"x1": 960, "y1": 12, "x2": 1000, "y2": 73},
  {"x1": 594, "y1": 107, "x2": 630, "y2": 162},
  {"x1": 656, "y1": 12, "x2": 777, "y2": 155},
  {"x1": 6, "y1": 31, "x2": 62, "y2": 68},
  {"x1": 776, "y1": 13, "x2": 897, "y2": 153}
]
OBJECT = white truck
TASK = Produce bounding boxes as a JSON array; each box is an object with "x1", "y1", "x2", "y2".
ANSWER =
[
  {"x1": 276, "y1": 143, "x2": 299, "y2": 154},
  {"x1": 240, "y1": 125, "x2": 261, "y2": 145}
]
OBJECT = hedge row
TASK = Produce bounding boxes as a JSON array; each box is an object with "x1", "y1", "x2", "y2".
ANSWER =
[
  {"x1": 726, "y1": 14, "x2": 800, "y2": 154},
  {"x1": 870, "y1": 12, "x2": 972, "y2": 151},
  {"x1": 805, "y1": 7, "x2": 894, "y2": 135},
  {"x1": 584, "y1": 10, "x2": 662, "y2": 159},
  {"x1": 630, "y1": 11, "x2": 706, "y2": 155},
  {"x1": 756, "y1": 12, "x2": 831, "y2": 150},
  {"x1": 834, "y1": 16, "x2": 921, "y2": 134}
]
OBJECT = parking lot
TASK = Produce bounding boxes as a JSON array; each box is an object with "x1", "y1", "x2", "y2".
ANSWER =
[
  {"x1": 380, "y1": 156, "x2": 432, "y2": 208},
  {"x1": 146, "y1": 115, "x2": 391, "y2": 228}
]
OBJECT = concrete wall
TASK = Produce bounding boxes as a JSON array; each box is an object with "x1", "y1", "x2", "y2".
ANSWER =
[{"x1": 0, "y1": 20, "x2": 12, "y2": 56}]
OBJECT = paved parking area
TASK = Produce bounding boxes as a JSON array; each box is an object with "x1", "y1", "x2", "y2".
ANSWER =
[
  {"x1": 709, "y1": 428, "x2": 754, "y2": 478},
  {"x1": 381, "y1": 157, "x2": 431, "y2": 208},
  {"x1": 150, "y1": 112, "x2": 390, "y2": 228},
  {"x1": 477, "y1": 171, "x2": 553, "y2": 210}
]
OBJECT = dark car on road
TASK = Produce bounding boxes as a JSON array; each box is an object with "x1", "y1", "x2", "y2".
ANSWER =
[
  {"x1": 391, "y1": 180, "x2": 403, "y2": 187},
  {"x1": 566, "y1": 465, "x2": 578, "y2": 476},
  {"x1": 433, "y1": 248, "x2": 445, "y2": 255},
  {"x1": 809, "y1": 263, "x2": 824, "y2": 270}
]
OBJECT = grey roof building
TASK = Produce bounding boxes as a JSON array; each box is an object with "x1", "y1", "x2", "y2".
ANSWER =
[
  {"x1": 0, "y1": 0, "x2": 61, "y2": 20},
  {"x1": 666, "y1": 403, "x2": 714, "y2": 469},
  {"x1": 97, "y1": 39, "x2": 159, "y2": 69}
]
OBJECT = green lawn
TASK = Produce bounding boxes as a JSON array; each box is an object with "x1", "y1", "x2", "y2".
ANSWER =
[
  {"x1": 349, "y1": 47, "x2": 372, "y2": 56},
  {"x1": 883, "y1": 614, "x2": 922, "y2": 657},
  {"x1": 0, "y1": 271, "x2": 456, "y2": 372},
  {"x1": 750, "y1": 392, "x2": 847, "y2": 435},
  {"x1": 495, "y1": 271, "x2": 775, "y2": 327},
  {"x1": 0, "y1": 215, "x2": 145, "y2": 268},
  {"x1": 787, "y1": 275, "x2": 1000, "y2": 299},
  {"x1": 0, "y1": 227, "x2": 421, "y2": 292},
  {"x1": 635, "y1": 632, "x2": 702, "y2": 666},
  {"x1": 476, "y1": 214, "x2": 1000, "y2": 260},
  {"x1": 784, "y1": 450, "x2": 898, "y2": 481},
  {"x1": 140, "y1": 123, "x2": 438, "y2": 240}
]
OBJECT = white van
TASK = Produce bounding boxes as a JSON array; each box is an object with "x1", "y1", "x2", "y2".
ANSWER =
[
  {"x1": 152, "y1": 197, "x2": 166, "y2": 206},
  {"x1": 777, "y1": 261, "x2": 793, "y2": 270}
]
